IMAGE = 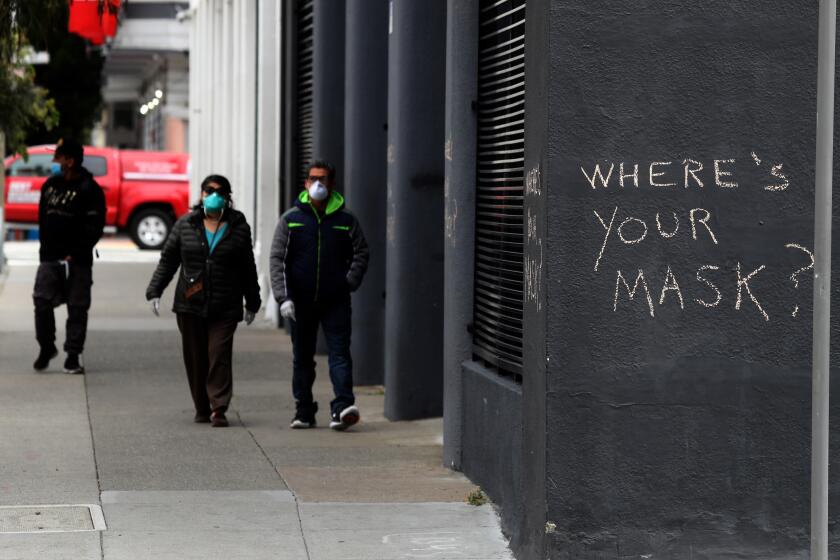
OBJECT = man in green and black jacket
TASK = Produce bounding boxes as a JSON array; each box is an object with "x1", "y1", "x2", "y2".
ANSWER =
[{"x1": 270, "y1": 160, "x2": 369, "y2": 431}]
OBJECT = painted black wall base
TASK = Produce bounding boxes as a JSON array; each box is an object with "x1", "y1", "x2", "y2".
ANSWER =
[{"x1": 460, "y1": 362, "x2": 523, "y2": 546}]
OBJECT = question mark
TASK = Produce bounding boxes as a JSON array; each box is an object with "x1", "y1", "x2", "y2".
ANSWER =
[{"x1": 785, "y1": 243, "x2": 815, "y2": 317}]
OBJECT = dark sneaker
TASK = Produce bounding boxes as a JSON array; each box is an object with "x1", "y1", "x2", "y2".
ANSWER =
[
  {"x1": 33, "y1": 345, "x2": 58, "y2": 371},
  {"x1": 210, "y1": 410, "x2": 229, "y2": 427},
  {"x1": 330, "y1": 405, "x2": 360, "y2": 431},
  {"x1": 194, "y1": 412, "x2": 211, "y2": 423},
  {"x1": 291, "y1": 401, "x2": 318, "y2": 429},
  {"x1": 63, "y1": 353, "x2": 85, "y2": 375},
  {"x1": 290, "y1": 415, "x2": 316, "y2": 429}
]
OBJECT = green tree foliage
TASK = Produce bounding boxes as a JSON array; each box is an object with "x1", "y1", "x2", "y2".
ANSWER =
[
  {"x1": 26, "y1": 4, "x2": 104, "y2": 147},
  {"x1": 0, "y1": 0, "x2": 107, "y2": 156},
  {"x1": 0, "y1": 60, "x2": 58, "y2": 156}
]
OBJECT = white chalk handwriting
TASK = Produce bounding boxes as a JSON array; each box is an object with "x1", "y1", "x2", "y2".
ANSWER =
[{"x1": 581, "y1": 153, "x2": 788, "y2": 191}]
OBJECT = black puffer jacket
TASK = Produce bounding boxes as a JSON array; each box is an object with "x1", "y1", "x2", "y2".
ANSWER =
[{"x1": 146, "y1": 208, "x2": 261, "y2": 321}]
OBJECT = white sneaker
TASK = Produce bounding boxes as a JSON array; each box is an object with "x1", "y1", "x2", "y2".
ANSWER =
[
  {"x1": 290, "y1": 416, "x2": 316, "y2": 429},
  {"x1": 329, "y1": 405, "x2": 360, "y2": 431}
]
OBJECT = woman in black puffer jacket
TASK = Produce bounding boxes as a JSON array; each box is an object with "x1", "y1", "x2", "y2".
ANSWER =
[{"x1": 146, "y1": 175, "x2": 261, "y2": 427}]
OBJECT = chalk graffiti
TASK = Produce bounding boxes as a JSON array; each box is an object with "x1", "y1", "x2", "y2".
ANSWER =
[
  {"x1": 614, "y1": 269, "x2": 656, "y2": 318},
  {"x1": 525, "y1": 165, "x2": 543, "y2": 311},
  {"x1": 526, "y1": 166, "x2": 542, "y2": 197},
  {"x1": 584, "y1": 154, "x2": 804, "y2": 323},
  {"x1": 593, "y1": 206, "x2": 718, "y2": 271},
  {"x1": 659, "y1": 265, "x2": 684, "y2": 309},
  {"x1": 611, "y1": 263, "x2": 771, "y2": 320},
  {"x1": 581, "y1": 154, "x2": 789, "y2": 191},
  {"x1": 655, "y1": 212, "x2": 679, "y2": 238},
  {"x1": 695, "y1": 265, "x2": 722, "y2": 308},
  {"x1": 785, "y1": 243, "x2": 815, "y2": 317},
  {"x1": 735, "y1": 262, "x2": 769, "y2": 321}
]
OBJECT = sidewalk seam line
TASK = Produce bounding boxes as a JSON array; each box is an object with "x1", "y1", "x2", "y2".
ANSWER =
[
  {"x1": 83, "y1": 372, "x2": 105, "y2": 560},
  {"x1": 234, "y1": 410, "x2": 313, "y2": 560}
]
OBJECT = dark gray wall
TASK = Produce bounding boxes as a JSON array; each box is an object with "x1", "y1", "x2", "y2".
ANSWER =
[
  {"x1": 520, "y1": 0, "x2": 549, "y2": 556},
  {"x1": 384, "y1": 0, "x2": 447, "y2": 420},
  {"x1": 311, "y1": 0, "x2": 345, "y2": 352},
  {"x1": 460, "y1": 363, "x2": 523, "y2": 539},
  {"x1": 312, "y1": 0, "x2": 345, "y2": 173},
  {"x1": 540, "y1": 2, "x2": 839, "y2": 558},
  {"x1": 344, "y1": 0, "x2": 389, "y2": 386},
  {"x1": 443, "y1": 0, "x2": 479, "y2": 471}
]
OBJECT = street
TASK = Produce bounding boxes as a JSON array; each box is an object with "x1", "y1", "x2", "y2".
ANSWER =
[{"x1": 0, "y1": 239, "x2": 512, "y2": 560}]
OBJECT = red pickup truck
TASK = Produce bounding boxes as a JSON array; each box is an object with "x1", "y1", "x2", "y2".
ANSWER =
[{"x1": 3, "y1": 145, "x2": 190, "y2": 249}]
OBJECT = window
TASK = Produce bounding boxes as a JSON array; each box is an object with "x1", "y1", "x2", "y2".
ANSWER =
[
  {"x1": 473, "y1": 0, "x2": 526, "y2": 380},
  {"x1": 8, "y1": 155, "x2": 54, "y2": 177},
  {"x1": 83, "y1": 156, "x2": 108, "y2": 177},
  {"x1": 113, "y1": 102, "x2": 135, "y2": 130},
  {"x1": 6, "y1": 154, "x2": 107, "y2": 177}
]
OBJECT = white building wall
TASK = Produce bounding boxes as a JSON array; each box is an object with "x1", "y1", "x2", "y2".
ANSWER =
[{"x1": 187, "y1": 0, "x2": 282, "y2": 317}]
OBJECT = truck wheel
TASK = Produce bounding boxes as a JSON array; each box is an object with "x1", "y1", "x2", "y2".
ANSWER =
[{"x1": 129, "y1": 209, "x2": 173, "y2": 250}]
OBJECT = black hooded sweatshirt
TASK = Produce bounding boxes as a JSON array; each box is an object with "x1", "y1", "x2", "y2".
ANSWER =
[{"x1": 38, "y1": 168, "x2": 106, "y2": 266}]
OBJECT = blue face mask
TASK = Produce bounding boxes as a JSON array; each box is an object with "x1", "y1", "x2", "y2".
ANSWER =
[
  {"x1": 203, "y1": 192, "x2": 226, "y2": 212},
  {"x1": 50, "y1": 162, "x2": 62, "y2": 176}
]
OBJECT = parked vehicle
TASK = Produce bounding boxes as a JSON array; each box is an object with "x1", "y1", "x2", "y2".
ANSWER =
[{"x1": 3, "y1": 145, "x2": 190, "y2": 250}]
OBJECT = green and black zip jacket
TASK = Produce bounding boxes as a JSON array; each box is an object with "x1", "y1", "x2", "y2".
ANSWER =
[{"x1": 270, "y1": 191, "x2": 369, "y2": 305}]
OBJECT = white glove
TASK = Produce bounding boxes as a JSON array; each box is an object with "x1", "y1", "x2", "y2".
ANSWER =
[
  {"x1": 280, "y1": 300, "x2": 296, "y2": 321},
  {"x1": 244, "y1": 309, "x2": 256, "y2": 325},
  {"x1": 150, "y1": 298, "x2": 160, "y2": 317}
]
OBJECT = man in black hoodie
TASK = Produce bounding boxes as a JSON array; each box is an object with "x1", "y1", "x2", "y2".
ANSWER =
[{"x1": 32, "y1": 140, "x2": 106, "y2": 374}]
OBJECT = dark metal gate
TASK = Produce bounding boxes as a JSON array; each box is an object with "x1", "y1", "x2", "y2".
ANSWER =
[
  {"x1": 295, "y1": 0, "x2": 314, "y2": 189},
  {"x1": 473, "y1": 0, "x2": 526, "y2": 379}
]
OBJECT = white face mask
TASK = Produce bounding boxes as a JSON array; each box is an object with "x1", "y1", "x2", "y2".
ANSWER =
[{"x1": 308, "y1": 180, "x2": 329, "y2": 202}]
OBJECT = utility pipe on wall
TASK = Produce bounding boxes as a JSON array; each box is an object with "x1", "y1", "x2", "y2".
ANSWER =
[{"x1": 811, "y1": 1, "x2": 835, "y2": 558}]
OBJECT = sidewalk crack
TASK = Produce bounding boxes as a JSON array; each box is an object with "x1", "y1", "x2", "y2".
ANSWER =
[
  {"x1": 83, "y1": 373, "x2": 105, "y2": 560},
  {"x1": 234, "y1": 410, "x2": 312, "y2": 560}
]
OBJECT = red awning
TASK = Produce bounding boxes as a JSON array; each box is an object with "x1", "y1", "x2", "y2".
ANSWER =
[{"x1": 67, "y1": 0, "x2": 121, "y2": 45}]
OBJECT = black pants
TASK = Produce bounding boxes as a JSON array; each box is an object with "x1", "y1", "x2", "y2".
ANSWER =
[
  {"x1": 176, "y1": 313, "x2": 238, "y2": 415},
  {"x1": 33, "y1": 261, "x2": 92, "y2": 354},
  {"x1": 290, "y1": 298, "x2": 355, "y2": 418}
]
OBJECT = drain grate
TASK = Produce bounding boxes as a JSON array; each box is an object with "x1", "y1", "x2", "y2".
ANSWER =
[{"x1": 0, "y1": 505, "x2": 106, "y2": 534}]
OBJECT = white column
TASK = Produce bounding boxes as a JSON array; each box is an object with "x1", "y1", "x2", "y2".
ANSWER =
[
  {"x1": 255, "y1": 0, "x2": 282, "y2": 316},
  {"x1": 237, "y1": 0, "x2": 258, "y2": 228},
  {"x1": 187, "y1": 1, "x2": 199, "y2": 198}
]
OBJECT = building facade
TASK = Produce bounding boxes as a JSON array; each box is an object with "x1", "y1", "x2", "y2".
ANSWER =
[
  {"x1": 100, "y1": 0, "x2": 190, "y2": 151},
  {"x1": 184, "y1": 0, "x2": 280, "y2": 314},
  {"x1": 186, "y1": 1, "x2": 840, "y2": 558}
]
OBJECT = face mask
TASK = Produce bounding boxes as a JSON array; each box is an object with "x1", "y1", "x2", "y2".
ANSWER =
[
  {"x1": 203, "y1": 192, "x2": 227, "y2": 212},
  {"x1": 50, "y1": 162, "x2": 62, "y2": 176},
  {"x1": 308, "y1": 180, "x2": 329, "y2": 202}
]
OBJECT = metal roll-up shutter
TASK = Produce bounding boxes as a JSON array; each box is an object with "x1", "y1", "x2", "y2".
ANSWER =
[
  {"x1": 296, "y1": 0, "x2": 314, "y2": 189},
  {"x1": 473, "y1": 0, "x2": 526, "y2": 379}
]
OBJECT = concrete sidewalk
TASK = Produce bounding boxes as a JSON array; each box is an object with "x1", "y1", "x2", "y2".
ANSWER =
[{"x1": 0, "y1": 243, "x2": 513, "y2": 560}]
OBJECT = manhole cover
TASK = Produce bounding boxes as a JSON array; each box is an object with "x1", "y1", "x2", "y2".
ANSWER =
[{"x1": 0, "y1": 505, "x2": 106, "y2": 534}]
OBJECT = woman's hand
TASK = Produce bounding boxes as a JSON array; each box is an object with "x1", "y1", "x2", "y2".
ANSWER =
[{"x1": 150, "y1": 298, "x2": 160, "y2": 316}]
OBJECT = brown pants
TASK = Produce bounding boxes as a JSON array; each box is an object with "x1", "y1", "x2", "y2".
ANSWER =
[{"x1": 176, "y1": 313, "x2": 238, "y2": 415}]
